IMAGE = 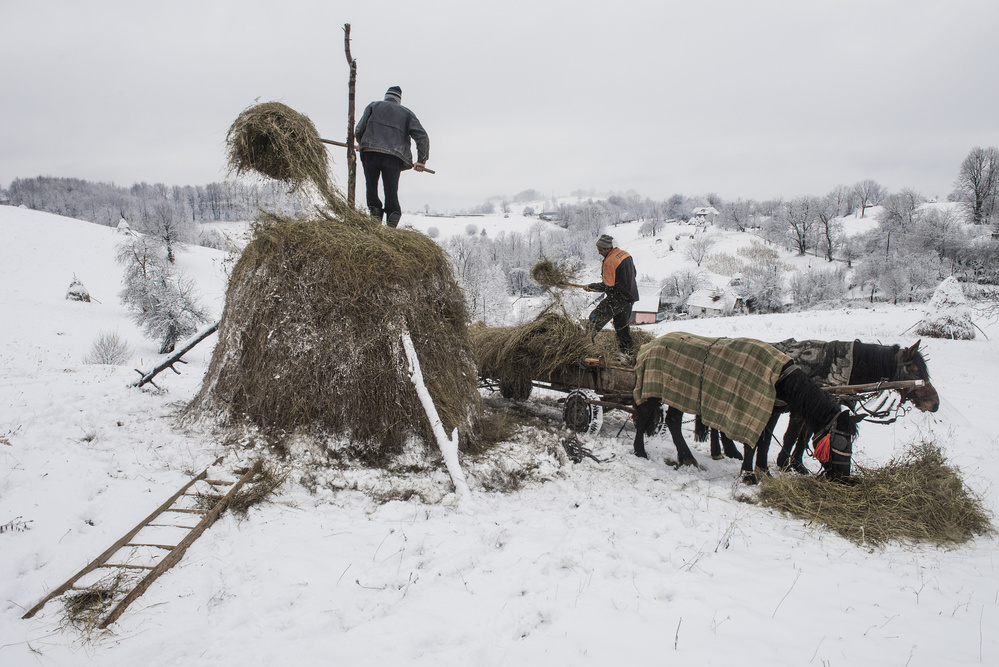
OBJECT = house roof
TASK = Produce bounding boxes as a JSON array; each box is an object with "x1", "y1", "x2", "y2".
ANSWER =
[{"x1": 687, "y1": 288, "x2": 737, "y2": 311}]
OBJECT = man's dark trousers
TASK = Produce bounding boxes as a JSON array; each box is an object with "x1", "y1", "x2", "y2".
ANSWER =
[{"x1": 361, "y1": 152, "x2": 404, "y2": 225}]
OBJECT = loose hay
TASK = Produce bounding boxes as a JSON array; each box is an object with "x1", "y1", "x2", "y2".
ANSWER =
[
  {"x1": 187, "y1": 212, "x2": 482, "y2": 460},
  {"x1": 530, "y1": 258, "x2": 582, "y2": 290},
  {"x1": 194, "y1": 461, "x2": 288, "y2": 518},
  {"x1": 757, "y1": 442, "x2": 994, "y2": 547},
  {"x1": 471, "y1": 308, "x2": 652, "y2": 384},
  {"x1": 226, "y1": 101, "x2": 361, "y2": 221},
  {"x1": 62, "y1": 571, "x2": 131, "y2": 639}
]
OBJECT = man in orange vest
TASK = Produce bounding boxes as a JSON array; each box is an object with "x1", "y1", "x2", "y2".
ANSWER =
[{"x1": 585, "y1": 234, "x2": 640, "y2": 362}]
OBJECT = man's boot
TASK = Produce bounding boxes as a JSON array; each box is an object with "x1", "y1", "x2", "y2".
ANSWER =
[
  {"x1": 369, "y1": 206, "x2": 383, "y2": 221},
  {"x1": 387, "y1": 211, "x2": 402, "y2": 228}
]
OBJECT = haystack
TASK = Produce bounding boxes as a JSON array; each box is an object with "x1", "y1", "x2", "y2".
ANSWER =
[
  {"x1": 189, "y1": 102, "x2": 481, "y2": 459},
  {"x1": 915, "y1": 276, "x2": 975, "y2": 340}
]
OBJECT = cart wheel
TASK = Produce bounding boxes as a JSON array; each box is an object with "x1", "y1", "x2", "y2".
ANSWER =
[
  {"x1": 499, "y1": 377, "x2": 533, "y2": 401},
  {"x1": 563, "y1": 389, "x2": 603, "y2": 437}
]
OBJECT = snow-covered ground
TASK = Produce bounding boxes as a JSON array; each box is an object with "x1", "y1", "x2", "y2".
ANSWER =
[{"x1": 2, "y1": 206, "x2": 998, "y2": 666}]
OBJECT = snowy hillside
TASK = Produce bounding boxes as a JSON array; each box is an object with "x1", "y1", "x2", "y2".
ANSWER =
[{"x1": 2, "y1": 206, "x2": 999, "y2": 666}]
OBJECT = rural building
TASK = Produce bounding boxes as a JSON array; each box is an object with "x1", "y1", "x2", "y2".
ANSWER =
[{"x1": 686, "y1": 288, "x2": 744, "y2": 317}]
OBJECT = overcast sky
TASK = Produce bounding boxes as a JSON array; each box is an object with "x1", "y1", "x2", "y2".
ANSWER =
[{"x1": 2, "y1": 0, "x2": 998, "y2": 211}]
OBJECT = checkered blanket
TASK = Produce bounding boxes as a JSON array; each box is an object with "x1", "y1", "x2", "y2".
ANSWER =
[{"x1": 633, "y1": 332, "x2": 792, "y2": 446}]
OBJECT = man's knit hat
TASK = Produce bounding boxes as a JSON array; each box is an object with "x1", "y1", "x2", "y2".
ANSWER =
[
  {"x1": 385, "y1": 86, "x2": 402, "y2": 102},
  {"x1": 595, "y1": 234, "x2": 614, "y2": 249}
]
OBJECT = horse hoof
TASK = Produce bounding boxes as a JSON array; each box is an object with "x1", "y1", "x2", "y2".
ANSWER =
[
  {"x1": 634, "y1": 449, "x2": 648, "y2": 459},
  {"x1": 679, "y1": 456, "x2": 698, "y2": 468},
  {"x1": 711, "y1": 454, "x2": 725, "y2": 461},
  {"x1": 790, "y1": 460, "x2": 811, "y2": 475},
  {"x1": 755, "y1": 466, "x2": 771, "y2": 478},
  {"x1": 740, "y1": 471, "x2": 758, "y2": 485}
]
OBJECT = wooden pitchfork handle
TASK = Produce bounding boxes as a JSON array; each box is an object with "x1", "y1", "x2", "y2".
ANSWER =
[{"x1": 320, "y1": 138, "x2": 436, "y2": 174}]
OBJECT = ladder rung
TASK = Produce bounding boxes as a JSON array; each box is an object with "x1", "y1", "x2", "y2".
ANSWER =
[
  {"x1": 146, "y1": 523, "x2": 197, "y2": 529},
  {"x1": 99, "y1": 563, "x2": 155, "y2": 570},
  {"x1": 125, "y1": 543, "x2": 176, "y2": 550},
  {"x1": 164, "y1": 508, "x2": 209, "y2": 514},
  {"x1": 205, "y1": 479, "x2": 234, "y2": 486}
]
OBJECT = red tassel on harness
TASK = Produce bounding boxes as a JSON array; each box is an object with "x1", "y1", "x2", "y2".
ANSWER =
[{"x1": 813, "y1": 433, "x2": 831, "y2": 463}]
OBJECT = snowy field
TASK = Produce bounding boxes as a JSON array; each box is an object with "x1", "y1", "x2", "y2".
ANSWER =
[{"x1": 2, "y1": 205, "x2": 998, "y2": 666}]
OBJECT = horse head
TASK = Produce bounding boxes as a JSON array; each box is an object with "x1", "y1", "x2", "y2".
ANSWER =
[{"x1": 895, "y1": 340, "x2": 939, "y2": 413}]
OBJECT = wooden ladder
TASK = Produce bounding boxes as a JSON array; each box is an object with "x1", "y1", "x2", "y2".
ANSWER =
[{"x1": 22, "y1": 457, "x2": 262, "y2": 628}]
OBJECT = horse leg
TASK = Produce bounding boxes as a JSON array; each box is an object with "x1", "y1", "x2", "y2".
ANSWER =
[
  {"x1": 753, "y1": 409, "x2": 783, "y2": 475},
  {"x1": 632, "y1": 398, "x2": 659, "y2": 458},
  {"x1": 721, "y1": 433, "x2": 743, "y2": 460},
  {"x1": 777, "y1": 413, "x2": 811, "y2": 474},
  {"x1": 789, "y1": 427, "x2": 813, "y2": 475},
  {"x1": 664, "y1": 406, "x2": 698, "y2": 467},
  {"x1": 710, "y1": 428, "x2": 722, "y2": 460},
  {"x1": 776, "y1": 412, "x2": 804, "y2": 470}
]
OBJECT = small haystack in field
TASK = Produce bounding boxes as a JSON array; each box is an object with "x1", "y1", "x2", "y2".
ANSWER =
[
  {"x1": 188, "y1": 101, "x2": 481, "y2": 462},
  {"x1": 915, "y1": 276, "x2": 976, "y2": 340},
  {"x1": 758, "y1": 443, "x2": 993, "y2": 547}
]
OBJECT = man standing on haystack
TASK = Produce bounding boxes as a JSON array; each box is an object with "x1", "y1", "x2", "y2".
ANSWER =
[
  {"x1": 585, "y1": 234, "x2": 640, "y2": 364},
  {"x1": 354, "y1": 86, "x2": 430, "y2": 228}
]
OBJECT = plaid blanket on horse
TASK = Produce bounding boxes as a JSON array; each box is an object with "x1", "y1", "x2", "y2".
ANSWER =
[
  {"x1": 770, "y1": 338, "x2": 853, "y2": 387},
  {"x1": 633, "y1": 332, "x2": 792, "y2": 446}
]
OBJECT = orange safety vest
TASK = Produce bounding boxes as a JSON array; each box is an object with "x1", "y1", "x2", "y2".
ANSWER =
[{"x1": 601, "y1": 248, "x2": 631, "y2": 287}]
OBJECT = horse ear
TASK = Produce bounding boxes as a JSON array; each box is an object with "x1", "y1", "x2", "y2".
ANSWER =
[
  {"x1": 903, "y1": 340, "x2": 921, "y2": 358},
  {"x1": 851, "y1": 414, "x2": 866, "y2": 425}
]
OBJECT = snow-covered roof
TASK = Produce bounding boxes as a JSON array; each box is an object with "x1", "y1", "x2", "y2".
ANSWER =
[{"x1": 687, "y1": 288, "x2": 737, "y2": 311}]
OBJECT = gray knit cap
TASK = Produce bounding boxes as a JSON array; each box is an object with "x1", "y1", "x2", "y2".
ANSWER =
[
  {"x1": 595, "y1": 234, "x2": 614, "y2": 249},
  {"x1": 385, "y1": 86, "x2": 402, "y2": 102}
]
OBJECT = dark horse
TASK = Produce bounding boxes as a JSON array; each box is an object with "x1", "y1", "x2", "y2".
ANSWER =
[
  {"x1": 774, "y1": 340, "x2": 938, "y2": 473},
  {"x1": 632, "y1": 334, "x2": 862, "y2": 482},
  {"x1": 695, "y1": 339, "x2": 938, "y2": 475}
]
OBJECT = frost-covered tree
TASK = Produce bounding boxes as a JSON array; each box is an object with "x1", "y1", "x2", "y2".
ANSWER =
[
  {"x1": 954, "y1": 146, "x2": 999, "y2": 225},
  {"x1": 684, "y1": 232, "x2": 716, "y2": 267},
  {"x1": 116, "y1": 236, "x2": 210, "y2": 353},
  {"x1": 661, "y1": 269, "x2": 708, "y2": 310},
  {"x1": 789, "y1": 266, "x2": 846, "y2": 308},
  {"x1": 853, "y1": 179, "x2": 888, "y2": 217}
]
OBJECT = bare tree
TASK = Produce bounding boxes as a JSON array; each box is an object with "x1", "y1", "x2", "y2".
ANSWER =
[
  {"x1": 853, "y1": 179, "x2": 888, "y2": 218},
  {"x1": 954, "y1": 146, "x2": 999, "y2": 225},
  {"x1": 782, "y1": 196, "x2": 818, "y2": 256},
  {"x1": 684, "y1": 232, "x2": 716, "y2": 267},
  {"x1": 815, "y1": 193, "x2": 845, "y2": 261}
]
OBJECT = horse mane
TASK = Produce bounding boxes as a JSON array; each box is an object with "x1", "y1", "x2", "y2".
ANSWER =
[{"x1": 850, "y1": 341, "x2": 901, "y2": 383}]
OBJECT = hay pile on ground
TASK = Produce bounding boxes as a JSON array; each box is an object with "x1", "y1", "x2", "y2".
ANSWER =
[
  {"x1": 471, "y1": 308, "x2": 653, "y2": 384},
  {"x1": 188, "y1": 212, "x2": 482, "y2": 459},
  {"x1": 757, "y1": 442, "x2": 993, "y2": 547}
]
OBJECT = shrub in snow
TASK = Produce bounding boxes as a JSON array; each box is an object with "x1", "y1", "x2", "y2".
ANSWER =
[
  {"x1": 65, "y1": 276, "x2": 91, "y2": 302},
  {"x1": 915, "y1": 276, "x2": 975, "y2": 340},
  {"x1": 84, "y1": 331, "x2": 133, "y2": 365}
]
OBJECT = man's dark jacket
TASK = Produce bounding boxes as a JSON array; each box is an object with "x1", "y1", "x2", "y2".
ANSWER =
[
  {"x1": 588, "y1": 248, "x2": 639, "y2": 302},
  {"x1": 355, "y1": 99, "x2": 429, "y2": 169}
]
